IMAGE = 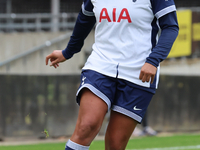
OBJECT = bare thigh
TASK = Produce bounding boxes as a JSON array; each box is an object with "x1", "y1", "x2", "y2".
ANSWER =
[
  {"x1": 70, "y1": 88, "x2": 108, "y2": 146},
  {"x1": 105, "y1": 110, "x2": 138, "y2": 150}
]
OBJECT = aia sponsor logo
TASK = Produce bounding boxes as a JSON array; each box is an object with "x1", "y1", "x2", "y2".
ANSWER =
[{"x1": 99, "y1": 8, "x2": 132, "y2": 23}]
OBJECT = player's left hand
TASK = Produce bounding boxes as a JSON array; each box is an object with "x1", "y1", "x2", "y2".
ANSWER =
[{"x1": 139, "y1": 63, "x2": 157, "y2": 84}]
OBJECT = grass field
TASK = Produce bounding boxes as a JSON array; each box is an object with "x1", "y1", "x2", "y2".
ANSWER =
[{"x1": 0, "y1": 134, "x2": 200, "y2": 150}]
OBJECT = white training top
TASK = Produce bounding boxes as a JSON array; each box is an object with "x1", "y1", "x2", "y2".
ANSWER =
[{"x1": 82, "y1": 0, "x2": 176, "y2": 88}]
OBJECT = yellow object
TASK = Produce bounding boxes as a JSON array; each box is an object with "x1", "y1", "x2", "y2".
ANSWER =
[
  {"x1": 193, "y1": 23, "x2": 200, "y2": 41},
  {"x1": 168, "y1": 10, "x2": 192, "y2": 58}
]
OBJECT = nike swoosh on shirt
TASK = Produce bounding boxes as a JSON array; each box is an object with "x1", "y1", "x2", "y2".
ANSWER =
[{"x1": 133, "y1": 106, "x2": 142, "y2": 111}]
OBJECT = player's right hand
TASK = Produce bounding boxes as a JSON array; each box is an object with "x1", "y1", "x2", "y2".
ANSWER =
[{"x1": 45, "y1": 50, "x2": 66, "y2": 68}]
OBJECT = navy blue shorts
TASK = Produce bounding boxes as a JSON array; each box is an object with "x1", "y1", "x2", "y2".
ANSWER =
[{"x1": 76, "y1": 70, "x2": 154, "y2": 123}]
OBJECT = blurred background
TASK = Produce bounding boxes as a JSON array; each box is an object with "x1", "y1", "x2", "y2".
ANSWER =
[{"x1": 0, "y1": 0, "x2": 200, "y2": 140}]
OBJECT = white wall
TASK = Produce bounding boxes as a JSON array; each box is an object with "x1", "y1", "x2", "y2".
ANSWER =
[
  {"x1": 0, "y1": 30, "x2": 95, "y2": 75},
  {"x1": 160, "y1": 58, "x2": 200, "y2": 76}
]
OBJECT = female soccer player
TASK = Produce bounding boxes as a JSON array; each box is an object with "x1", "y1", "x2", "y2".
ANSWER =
[{"x1": 46, "y1": 0, "x2": 179, "y2": 149}]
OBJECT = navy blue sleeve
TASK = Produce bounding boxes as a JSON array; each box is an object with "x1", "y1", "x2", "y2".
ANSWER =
[
  {"x1": 62, "y1": 9, "x2": 96, "y2": 59},
  {"x1": 146, "y1": 11, "x2": 179, "y2": 67},
  {"x1": 151, "y1": 0, "x2": 176, "y2": 19},
  {"x1": 82, "y1": 0, "x2": 94, "y2": 16}
]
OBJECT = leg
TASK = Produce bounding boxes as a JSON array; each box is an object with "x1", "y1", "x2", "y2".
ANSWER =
[
  {"x1": 70, "y1": 88, "x2": 108, "y2": 146},
  {"x1": 105, "y1": 110, "x2": 138, "y2": 150},
  {"x1": 142, "y1": 112, "x2": 148, "y2": 127},
  {"x1": 142, "y1": 112, "x2": 157, "y2": 136}
]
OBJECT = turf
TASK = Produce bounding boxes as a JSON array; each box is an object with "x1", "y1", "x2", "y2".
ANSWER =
[{"x1": 0, "y1": 134, "x2": 200, "y2": 150}]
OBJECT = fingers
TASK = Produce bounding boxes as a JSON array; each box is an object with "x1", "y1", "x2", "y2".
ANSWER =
[
  {"x1": 45, "y1": 54, "x2": 52, "y2": 65},
  {"x1": 146, "y1": 74, "x2": 151, "y2": 83},
  {"x1": 139, "y1": 72, "x2": 155, "y2": 84},
  {"x1": 150, "y1": 75, "x2": 155, "y2": 84},
  {"x1": 139, "y1": 72, "x2": 152, "y2": 82},
  {"x1": 50, "y1": 58, "x2": 59, "y2": 66},
  {"x1": 45, "y1": 50, "x2": 66, "y2": 68},
  {"x1": 139, "y1": 71, "x2": 144, "y2": 81},
  {"x1": 46, "y1": 54, "x2": 60, "y2": 68},
  {"x1": 46, "y1": 53, "x2": 57, "y2": 66},
  {"x1": 53, "y1": 63, "x2": 59, "y2": 68},
  {"x1": 139, "y1": 63, "x2": 157, "y2": 84}
]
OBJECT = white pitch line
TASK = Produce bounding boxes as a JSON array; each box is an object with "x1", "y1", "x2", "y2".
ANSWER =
[{"x1": 126, "y1": 145, "x2": 200, "y2": 150}]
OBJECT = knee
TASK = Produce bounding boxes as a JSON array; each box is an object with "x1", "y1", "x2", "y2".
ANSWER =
[
  {"x1": 75, "y1": 119, "x2": 101, "y2": 140},
  {"x1": 105, "y1": 134, "x2": 128, "y2": 150},
  {"x1": 106, "y1": 142, "x2": 125, "y2": 150}
]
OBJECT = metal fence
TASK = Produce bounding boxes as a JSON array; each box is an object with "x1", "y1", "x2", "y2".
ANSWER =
[
  {"x1": 1, "y1": 0, "x2": 200, "y2": 33},
  {"x1": 0, "y1": 13, "x2": 77, "y2": 32},
  {"x1": 0, "y1": 31, "x2": 72, "y2": 67},
  {"x1": 1, "y1": 0, "x2": 200, "y2": 14},
  {"x1": 0, "y1": 0, "x2": 82, "y2": 13}
]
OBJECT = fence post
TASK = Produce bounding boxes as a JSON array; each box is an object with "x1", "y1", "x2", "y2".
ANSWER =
[
  {"x1": 51, "y1": 0, "x2": 60, "y2": 32},
  {"x1": 23, "y1": 19, "x2": 28, "y2": 32},
  {"x1": 36, "y1": 16, "x2": 42, "y2": 32},
  {"x1": 61, "y1": 13, "x2": 67, "y2": 30},
  {"x1": 6, "y1": 0, "x2": 13, "y2": 32}
]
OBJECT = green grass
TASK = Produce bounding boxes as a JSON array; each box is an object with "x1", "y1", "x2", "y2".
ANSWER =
[
  {"x1": 0, "y1": 134, "x2": 200, "y2": 150},
  {"x1": 126, "y1": 134, "x2": 200, "y2": 150}
]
